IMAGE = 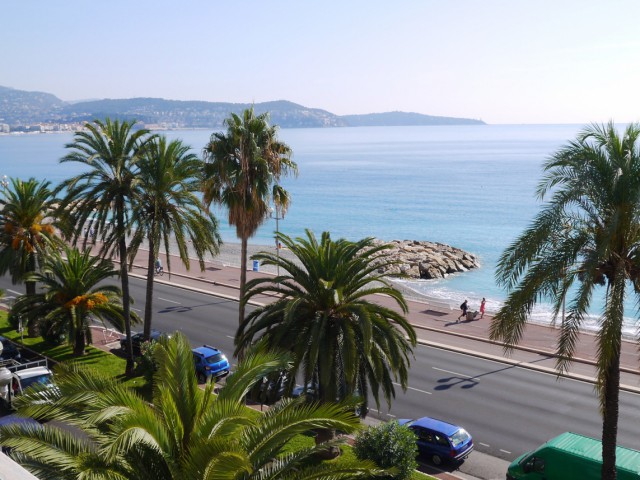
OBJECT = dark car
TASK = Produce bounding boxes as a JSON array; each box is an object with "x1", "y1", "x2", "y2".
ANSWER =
[
  {"x1": 0, "y1": 335, "x2": 21, "y2": 362},
  {"x1": 120, "y1": 330, "x2": 169, "y2": 356},
  {"x1": 291, "y1": 382, "x2": 368, "y2": 417},
  {"x1": 192, "y1": 345, "x2": 230, "y2": 383},
  {"x1": 398, "y1": 416, "x2": 473, "y2": 465}
]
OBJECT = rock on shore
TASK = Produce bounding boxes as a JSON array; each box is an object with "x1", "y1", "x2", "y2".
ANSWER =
[{"x1": 369, "y1": 239, "x2": 479, "y2": 279}]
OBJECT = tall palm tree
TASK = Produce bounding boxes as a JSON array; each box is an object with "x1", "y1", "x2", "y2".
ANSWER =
[
  {"x1": 0, "y1": 333, "x2": 384, "y2": 480},
  {"x1": 59, "y1": 118, "x2": 154, "y2": 375},
  {"x1": 202, "y1": 107, "x2": 297, "y2": 326},
  {"x1": 10, "y1": 245, "x2": 130, "y2": 355},
  {"x1": 0, "y1": 177, "x2": 58, "y2": 294},
  {"x1": 489, "y1": 122, "x2": 640, "y2": 480},
  {"x1": 129, "y1": 136, "x2": 221, "y2": 340},
  {"x1": 0, "y1": 177, "x2": 58, "y2": 336},
  {"x1": 236, "y1": 230, "x2": 417, "y2": 441}
]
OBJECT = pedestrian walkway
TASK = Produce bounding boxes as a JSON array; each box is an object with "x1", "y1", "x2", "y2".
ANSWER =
[{"x1": 89, "y1": 242, "x2": 640, "y2": 393}]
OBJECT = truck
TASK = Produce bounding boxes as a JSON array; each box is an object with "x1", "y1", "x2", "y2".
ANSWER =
[
  {"x1": 0, "y1": 359, "x2": 54, "y2": 410},
  {"x1": 507, "y1": 432, "x2": 640, "y2": 480}
]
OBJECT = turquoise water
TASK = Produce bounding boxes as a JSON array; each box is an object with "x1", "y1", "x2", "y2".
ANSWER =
[{"x1": 1, "y1": 125, "x2": 638, "y2": 334}]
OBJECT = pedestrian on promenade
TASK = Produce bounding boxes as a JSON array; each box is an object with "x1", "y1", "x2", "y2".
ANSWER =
[
  {"x1": 480, "y1": 297, "x2": 486, "y2": 319},
  {"x1": 458, "y1": 299, "x2": 468, "y2": 322},
  {"x1": 155, "y1": 257, "x2": 163, "y2": 275}
]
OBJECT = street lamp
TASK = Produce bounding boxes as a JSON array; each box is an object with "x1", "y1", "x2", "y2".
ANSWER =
[
  {"x1": 1, "y1": 175, "x2": 8, "y2": 199},
  {"x1": 269, "y1": 204, "x2": 284, "y2": 276}
]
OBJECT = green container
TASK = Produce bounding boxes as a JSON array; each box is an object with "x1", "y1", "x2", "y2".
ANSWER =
[{"x1": 507, "y1": 432, "x2": 640, "y2": 480}]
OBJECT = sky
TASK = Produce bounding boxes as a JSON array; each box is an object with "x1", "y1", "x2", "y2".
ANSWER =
[{"x1": 3, "y1": 0, "x2": 640, "y2": 124}]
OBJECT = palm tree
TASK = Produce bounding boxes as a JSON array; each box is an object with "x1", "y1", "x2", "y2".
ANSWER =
[
  {"x1": 129, "y1": 136, "x2": 222, "y2": 340},
  {"x1": 59, "y1": 118, "x2": 154, "y2": 375},
  {"x1": 0, "y1": 333, "x2": 384, "y2": 480},
  {"x1": 0, "y1": 177, "x2": 58, "y2": 294},
  {"x1": 0, "y1": 177, "x2": 58, "y2": 335},
  {"x1": 10, "y1": 245, "x2": 130, "y2": 355},
  {"x1": 236, "y1": 230, "x2": 417, "y2": 444},
  {"x1": 202, "y1": 107, "x2": 297, "y2": 327},
  {"x1": 489, "y1": 122, "x2": 640, "y2": 480}
]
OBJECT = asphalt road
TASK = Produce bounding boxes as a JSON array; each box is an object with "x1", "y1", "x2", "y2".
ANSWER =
[{"x1": 2, "y1": 275, "x2": 640, "y2": 478}]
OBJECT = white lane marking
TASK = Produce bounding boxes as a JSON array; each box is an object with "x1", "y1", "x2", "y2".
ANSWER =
[
  {"x1": 226, "y1": 335, "x2": 234, "y2": 340},
  {"x1": 131, "y1": 308, "x2": 142, "y2": 312},
  {"x1": 500, "y1": 449, "x2": 511, "y2": 454},
  {"x1": 479, "y1": 442, "x2": 490, "y2": 447},
  {"x1": 386, "y1": 413, "x2": 396, "y2": 418},
  {"x1": 7, "y1": 289, "x2": 21, "y2": 296},
  {"x1": 158, "y1": 297, "x2": 181, "y2": 304},
  {"x1": 393, "y1": 382, "x2": 432, "y2": 395},
  {"x1": 432, "y1": 366, "x2": 473, "y2": 379}
]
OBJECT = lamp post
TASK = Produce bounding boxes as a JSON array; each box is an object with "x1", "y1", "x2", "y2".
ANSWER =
[
  {"x1": 270, "y1": 204, "x2": 284, "y2": 276},
  {"x1": 1, "y1": 175, "x2": 7, "y2": 199}
]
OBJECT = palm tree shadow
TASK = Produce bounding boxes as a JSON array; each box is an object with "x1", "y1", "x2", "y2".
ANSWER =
[
  {"x1": 434, "y1": 356, "x2": 552, "y2": 390},
  {"x1": 158, "y1": 299, "x2": 236, "y2": 314}
]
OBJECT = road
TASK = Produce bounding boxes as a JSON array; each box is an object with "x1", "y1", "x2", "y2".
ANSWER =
[{"x1": 2, "y1": 275, "x2": 640, "y2": 478}]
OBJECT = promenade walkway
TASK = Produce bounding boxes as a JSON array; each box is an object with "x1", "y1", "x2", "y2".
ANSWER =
[{"x1": 90, "y1": 242, "x2": 640, "y2": 393}]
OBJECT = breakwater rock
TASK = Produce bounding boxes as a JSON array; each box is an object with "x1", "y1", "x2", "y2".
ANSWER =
[{"x1": 370, "y1": 239, "x2": 480, "y2": 280}]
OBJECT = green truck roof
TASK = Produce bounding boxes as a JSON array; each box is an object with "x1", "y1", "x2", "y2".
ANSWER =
[{"x1": 547, "y1": 432, "x2": 640, "y2": 474}]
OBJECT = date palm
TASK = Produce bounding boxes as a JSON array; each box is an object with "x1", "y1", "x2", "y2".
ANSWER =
[
  {"x1": 10, "y1": 245, "x2": 130, "y2": 355},
  {"x1": 0, "y1": 177, "x2": 58, "y2": 335},
  {"x1": 129, "y1": 136, "x2": 221, "y2": 339},
  {"x1": 236, "y1": 230, "x2": 416, "y2": 444},
  {"x1": 0, "y1": 333, "x2": 384, "y2": 480},
  {"x1": 59, "y1": 118, "x2": 154, "y2": 375},
  {"x1": 490, "y1": 122, "x2": 640, "y2": 480},
  {"x1": 202, "y1": 107, "x2": 297, "y2": 327}
]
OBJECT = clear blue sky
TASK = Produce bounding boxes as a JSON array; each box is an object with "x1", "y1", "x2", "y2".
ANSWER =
[{"x1": 4, "y1": 1, "x2": 640, "y2": 124}]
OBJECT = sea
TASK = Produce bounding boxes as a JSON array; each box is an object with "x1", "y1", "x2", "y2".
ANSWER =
[{"x1": 1, "y1": 124, "x2": 639, "y2": 336}]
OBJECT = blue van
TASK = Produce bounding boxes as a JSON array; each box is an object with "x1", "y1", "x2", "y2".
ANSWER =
[{"x1": 398, "y1": 416, "x2": 474, "y2": 466}]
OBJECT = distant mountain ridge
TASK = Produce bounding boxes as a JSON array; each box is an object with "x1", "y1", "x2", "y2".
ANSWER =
[{"x1": 0, "y1": 86, "x2": 485, "y2": 129}]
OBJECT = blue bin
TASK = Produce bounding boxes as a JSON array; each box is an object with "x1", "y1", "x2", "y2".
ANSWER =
[{"x1": 252, "y1": 260, "x2": 260, "y2": 271}]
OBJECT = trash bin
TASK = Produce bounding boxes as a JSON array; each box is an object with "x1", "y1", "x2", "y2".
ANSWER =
[{"x1": 252, "y1": 260, "x2": 260, "y2": 272}]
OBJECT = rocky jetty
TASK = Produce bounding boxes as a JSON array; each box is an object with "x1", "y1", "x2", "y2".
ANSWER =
[{"x1": 369, "y1": 239, "x2": 480, "y2": 280}]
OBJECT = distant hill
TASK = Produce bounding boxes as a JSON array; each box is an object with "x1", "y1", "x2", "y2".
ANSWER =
[
  {"x1": 341, "y1": 111, "x2": 484, "y2": 126},
  {"x1": 0, "y1": 86, "x2": 485, "y2": 129}
]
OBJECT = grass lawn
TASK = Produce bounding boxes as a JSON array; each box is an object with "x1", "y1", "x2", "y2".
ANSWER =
[{"x1": 0, "y1": 310, "x2": 148, "y2": 393}]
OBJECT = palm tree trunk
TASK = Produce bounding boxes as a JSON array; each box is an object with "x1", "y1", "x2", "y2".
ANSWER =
[
  {"x1": 73, "y1": 323, "x2": 86, "y2": 356},
  {"x1": 601, "y1": 349, "x2": 620, "y2": 480},
  {"x1": 239, "y1": 235, "x2": 248, "y2": 326},
  {"x1": 119, "y1": 231, "x2": 135, "y2": 376},
  {"x1": 26, "y1": 254, "x2": 38, "y2": 337},
  {"x1": 143, "y1": 234, "x2": 155, "y2": 340}
]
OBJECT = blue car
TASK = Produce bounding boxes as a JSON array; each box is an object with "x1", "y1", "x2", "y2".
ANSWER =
[
  {"x1": 192, "y1": 345, "x2": 230, "y2": 383},
  {"x1": 398, "y1": 416, "x2": 474, "y2": 466}
]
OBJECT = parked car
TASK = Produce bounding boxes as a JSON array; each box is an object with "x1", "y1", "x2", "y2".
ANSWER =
[
  {"x1": 0, "y1": 336, "x2": 21, "y2": 362},
  {"x1": 192, "y1": 345, "x2": 230, "y2": 383},
  {"x1": 120, "y1": 330, "x2": 169, "y2": 357},
  {"x1": 291, "y1": 382, "x2": 368, "y2": 417},
  {"x1": 398, "y1": 416, "x2": 474, "y2": 465}
]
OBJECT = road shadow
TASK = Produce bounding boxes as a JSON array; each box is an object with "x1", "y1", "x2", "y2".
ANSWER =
[
  {"x1": 158, "y1": 299, "x2": 237, "y2": 314},
  {"x1": 434, "y1": 356, "x2": 553, "y2": 390}
]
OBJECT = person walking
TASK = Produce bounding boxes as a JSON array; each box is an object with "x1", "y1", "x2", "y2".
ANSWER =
[
  {"x1": 480, "y1": 297, "x2": 486, "y2": 319},
  {"x1": 458, "y1": 299, "x2": 468, "y2": 322}
]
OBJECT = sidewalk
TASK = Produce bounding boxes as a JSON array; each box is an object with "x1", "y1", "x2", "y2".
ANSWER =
[{"x1": 89, "y1": 242, "x2": 640, "y2": 392}]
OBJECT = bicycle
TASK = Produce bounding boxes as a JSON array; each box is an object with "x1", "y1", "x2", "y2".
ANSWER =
[{"x1": 155, "y1": 266, "x2": 164, "y2": 276}]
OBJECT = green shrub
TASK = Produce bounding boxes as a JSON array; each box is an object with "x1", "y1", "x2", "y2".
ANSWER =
[
  {"x1": 353, "y1": 421, "x2": 418, "y2": 480},
  {"x1": 137, "y1": 340, "x2": 157, "y2": 382}
]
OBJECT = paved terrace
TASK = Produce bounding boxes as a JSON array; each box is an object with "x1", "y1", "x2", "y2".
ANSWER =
[{"x1": 90, "y1": 242, "x2": 640, "y2": 393}]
